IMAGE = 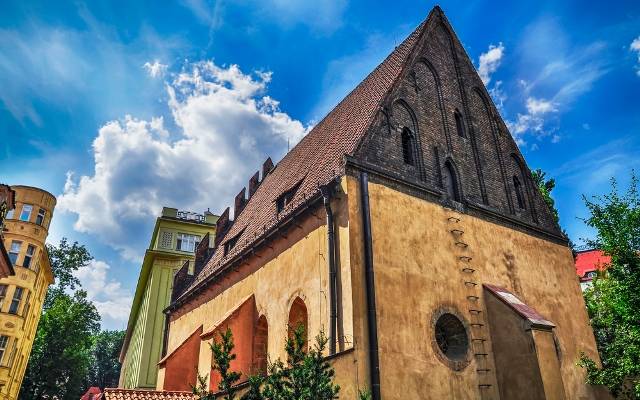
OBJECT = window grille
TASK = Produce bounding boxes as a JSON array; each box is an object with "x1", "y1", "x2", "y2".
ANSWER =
[{"x1": 160, "y1": 231, "x2": 173, "y2": 249}]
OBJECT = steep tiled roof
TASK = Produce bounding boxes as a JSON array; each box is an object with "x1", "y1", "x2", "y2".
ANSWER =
[
  {"x1": 175, "y1": 9, "x2": 440, "y2": 304},
  {"x1": 102, "y1": 389, "x2": 196, "y2": 400}
]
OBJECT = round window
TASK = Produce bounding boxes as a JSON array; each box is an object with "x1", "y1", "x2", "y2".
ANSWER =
[{"x1": 435, "y1": 313, "x2": 469, "y2": 361}]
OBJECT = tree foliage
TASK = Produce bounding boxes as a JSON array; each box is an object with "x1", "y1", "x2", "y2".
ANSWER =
[
  {"x1": 86, "y1": 330, "x2": 126, "y2": 389},
  {"x1": 532, "y1": 168, "x2": 559, "y2": 224},
  {"x1": 19, "y1": 290, "x2": 101, "y2": 400},
  {"x1": 578, "y1": 173, "x2": 640, "y2": 398},
  {"x1": 196, "y1": 325, "x2": 339, "y2": 400},
  {"x1": 44, "y1": 237, "x2": 93, "y2": 309}
]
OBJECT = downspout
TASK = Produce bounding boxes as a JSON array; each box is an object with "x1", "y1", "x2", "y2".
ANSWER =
[
  {"x1": 321, "y1": 184, "x2": 338, "y2": 356},
  {"x1": 359, "y1": 172, "x2": 381, "y2": 400}
]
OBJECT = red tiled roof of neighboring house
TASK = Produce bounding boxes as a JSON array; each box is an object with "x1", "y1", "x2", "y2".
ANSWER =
[
  {"x1": 81, "y1": 387, "x2": 103, "y2": 400},
  {"x1": 575, "y1": 249, "x2": 610, "y2": 281},
  {"x1": 101, "y1": 389, "x2": 197, "y2": 400},
  {"x1": 176, "y1": 8, "x2": 442, "y2": 305}
]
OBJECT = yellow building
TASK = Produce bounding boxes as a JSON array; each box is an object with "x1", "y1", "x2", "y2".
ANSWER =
[
  {"x1": 119, "y1": 207, "x2": 217, "y2": 390},
  {"x1": 0, "y1": 186, "x2": 55, "y2": 400}
]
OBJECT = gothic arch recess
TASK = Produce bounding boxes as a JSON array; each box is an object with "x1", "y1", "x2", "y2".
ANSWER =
[
  {"x1": 510, "y1": 154, "x2": 538, "y2": 223},
  {"x1": 471, "y1": 87, "x2": 513, "y2": 213},
  {"x1": 392, "y1": 99, "x2": 427, "y2": 181}
]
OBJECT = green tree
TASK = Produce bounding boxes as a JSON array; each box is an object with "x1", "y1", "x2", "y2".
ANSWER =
[
  {"x1": 87, "y1": 330, "x2": 126, "y2": 389},
  {"x1": 44, "y1": 237, "x2": 93, "y2": 309},
  {"x1": 262, "y1": 325, "x2": 339, "y2": 400},
  {"x1": 196, "y1": 325, "x2": 339, "y2": 400},
  {"x1": 19, "y1": 290, "x2": 101, "y2": 400},
  {"x1": 212, "y1": 328, "x2": 242, "y2": 400},
  {"x1": 578, "y1": 173, "x2": 640, "y2": 398},
  {"x1": 532, "y1": 168, "x2": 559, "y2": 224}
]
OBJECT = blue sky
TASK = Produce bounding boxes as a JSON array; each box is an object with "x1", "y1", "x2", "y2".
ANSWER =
[{"x1": 1, "y1": 0, "x2": 639, "y2": 329}]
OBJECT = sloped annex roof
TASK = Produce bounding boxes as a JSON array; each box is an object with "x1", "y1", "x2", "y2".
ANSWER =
[{"x1": 174, "y1": 7, "x2": 445, "y2": 305}]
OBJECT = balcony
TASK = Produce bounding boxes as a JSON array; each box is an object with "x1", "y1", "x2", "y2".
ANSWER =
[{"x1": 176, "y1": 211, "x2": 206, "y2": 223}]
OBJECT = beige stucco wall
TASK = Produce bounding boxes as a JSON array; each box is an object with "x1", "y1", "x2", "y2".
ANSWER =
[
  {"x1": 161, "y1": 186, "x2": 360, "y2": 394},
  {"x1": 364, "y1": 178, "x2": 601, "y2": 400}
]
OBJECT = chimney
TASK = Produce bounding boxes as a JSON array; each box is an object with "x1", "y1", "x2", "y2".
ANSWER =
[
  {"x1": 234, "y1": 187, "x2": 247, "y2": 219},
  {"x1": 262, "y1": 157, "x2": 274, "y2": 178},
  {"x1": 214, "y1": 207, "x2": 231, "y2": 246},
  {"x1": 248, "y1": 171, "x2": 260, "y2": 198}
]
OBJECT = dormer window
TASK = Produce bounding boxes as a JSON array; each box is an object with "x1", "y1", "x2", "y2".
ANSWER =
[
  {"x1": 454, "y1": 109, "x2": 466, "y2": 138},
  {"x1": 276, "y1": 181, "x2": 302, "y2": 214},
  {"x1": 223, "y1": 233, "x2": 241, "y2": 256}
]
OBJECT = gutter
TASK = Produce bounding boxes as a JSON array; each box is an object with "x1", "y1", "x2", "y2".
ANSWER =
[
  {"x1": 359, "y1": 172, "x2": 381, "y2": 400},
  {"x1": 320, "y1": 183, "x2": 338, "y2": 356}
]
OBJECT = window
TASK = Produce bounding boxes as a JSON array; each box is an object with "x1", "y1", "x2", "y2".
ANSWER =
[
  {"x1": 276, "y1": 182, "x2": 302, "y2": 214},
  {"x1": 223, "y1": 233, "x2": 241, "y2": 256},
  {"x1": 160, "y1": 231, "x2": 173, "y2": 249},
  {"x1": 443, "y1": 162, "x2": 461, "y2": 202},
  {"x1": 9, "y1": 287, "x2": 24, "y2": 315},
  {"x1": 0, "y1": 285, "x2": 7, "y2": 310},
  {"x1": 176, "y1": 233, "x2": 199, "y2": 252},
  {"x1": 454, "y1": 109, "x2": 466, "y2": 138},
  {"x1": 35, "y1": 208, "x2": 46, "y2": 226},
  {"x1": 586, "y1": 271, "x2": 597, "y2": 279},
  {"x1": 0, "y1": 335, "x2": 8, "y2": 365},
  {"x1": 513, "y1": 176, "x2": 526, "y2": 209},
  {"x1": 435, "y1": 313, "x2": 469, "y2": 361},
  {"x1": 5, "y1": 209, "x2": 14, "y2": 220},
  {"x1": 19, "y1": 204, "x2": 33, "y2": 222},
  {"x1": 288, "y1": 297, "x2": 308, "y2": 349},
  {"x1": 23, "y1": 245, "x2": 36, "y2": 269},
  {"x1": 8, "y1": 241, "x2": 21, "y2": 265},
  {"x1": 401, "y1": 128, "x2": 416, "y2": 165}
]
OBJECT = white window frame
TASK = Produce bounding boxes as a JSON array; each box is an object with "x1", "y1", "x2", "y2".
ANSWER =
[
  {"x1": 9, "y1": 287, "x2": 24, "y2": 315},
  {"x1": 0, "y1": 335, "x2": 8, "y2": 366},
  {"x1": 8, "y1": 241, "x2": 21, "y2": 265},
  {"x1": 35, "y1": 208, "x2": 46, "y2": 226},
  {"x1": 176, "y1": 233, "x2": 199, "y2": 252},
  {"x1": 19, "y1": 204, "x2": 33, "y2": 222},
  {"x1": 23, "y1": 244, "x2": 36, "y2": 269},
  {"x1": 0, "y1": 284, "x2": 7, "y2": 310}
]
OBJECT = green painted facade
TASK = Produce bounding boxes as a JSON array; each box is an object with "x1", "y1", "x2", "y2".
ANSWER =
[{"x1": 119, "y1": 207, "x2": 217, "y2": 389}]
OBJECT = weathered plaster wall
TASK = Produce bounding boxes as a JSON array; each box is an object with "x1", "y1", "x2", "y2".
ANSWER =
[{"x1": 365, "y1": 179, "x2": 601, "y2": 400}]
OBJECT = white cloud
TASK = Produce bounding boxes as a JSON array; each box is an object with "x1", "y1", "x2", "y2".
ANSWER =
[
  {"x1": 143, "y1": 60, "x2": 168, "y2": 78},
  {"x1": 526, "y1": 97, "x2": 557, "y2": 115},
  {"x1": 477, "y1": 42, "x2": 505, "y2": 85},
  {"x1": 74, "y1": 260, "x2": 133, "y2": 325},
  {"x1": 181, "y1": 0, "x2": 347, "y2": 34},
  {"x1": 58, "y1": 60, "x2": 309, "y2": 261},
  {"x1": 631, "y1": 36, "x2": 640, "y2": 76}
]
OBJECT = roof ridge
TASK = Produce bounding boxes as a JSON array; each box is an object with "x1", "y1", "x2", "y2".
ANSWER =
[{"x1": 171, "y1": 7, "x2": 443, "y2": 307}]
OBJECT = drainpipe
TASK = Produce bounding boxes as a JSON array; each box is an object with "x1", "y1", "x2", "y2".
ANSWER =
[
  {"x1": 359, "y1": 172, "x2": 381, "y2": 400},
  {"x1": 321, "y1": 184, "x2": 338, "y2": 356}
]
